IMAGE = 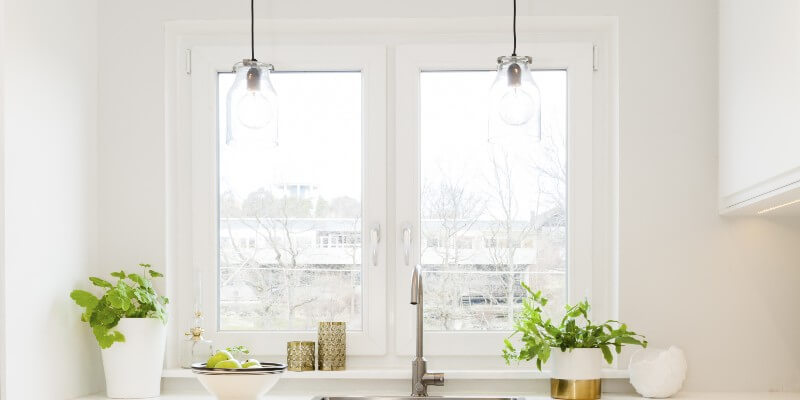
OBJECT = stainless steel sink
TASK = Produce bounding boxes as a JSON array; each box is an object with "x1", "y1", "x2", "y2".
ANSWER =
[{"x1": 314, "y1": 397, "x2": 524, "y2": 400}]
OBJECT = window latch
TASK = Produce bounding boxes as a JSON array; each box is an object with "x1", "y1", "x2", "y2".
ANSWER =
[
  {"x1": 402, "y1": 227, "x2": 412, "y2": 266},
  {"x1": 370, "y1": 225, "x2": 381, "y2": 267},
  {"x1": 185, "y1": 49, "x2": 192, "y2": 75}
]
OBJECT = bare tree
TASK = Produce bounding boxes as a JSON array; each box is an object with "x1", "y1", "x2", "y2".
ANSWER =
[
  {"x1": 420, "y1": 175, "x2": 485, "y2": 329},
  {"x1": 525, "y1": 131, "x2": 568, "y2": 312},
  {"x1": 482, "y1": 149, "x2": 539, "y2": 326},
  {"x1": 252, "y1": 193, "x2": 316, "y2": 328},
  {"x1": 219, "y1": 189, "x2": 321, "y2": 329},
  {"x1": 220, "y1": 188, "x2": 368, "y2": 330},
  {"x1": 531, "y1": 126, "x2": 567, "y2": 215},
  {"x1": 422, "y1": 177, "x2": 485, "y2": 267}
]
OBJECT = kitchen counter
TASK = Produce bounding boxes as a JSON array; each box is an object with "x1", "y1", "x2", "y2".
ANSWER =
[
  {"x1": 161, "y1": 368, "x2": 631, "y2": 380},
  {"x1": 74, "y1": 369, "x2": 800, "y2": 400},
  {"x1": 76, "y1": 370, "x2": 800, "y2": 400},
  {"x1": 77, "y1": 393, "x2": 800, "y2": 400}
]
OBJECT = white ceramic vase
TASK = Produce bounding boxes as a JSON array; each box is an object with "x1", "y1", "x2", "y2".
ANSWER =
[
  {"x1": 628, "y1": 346, "x2": 687, "y2": 398},
  {"x1": 100, "y1": 318, "x2": 166, "y2": 399},
  {"x1": 550, "y1": 347, "x2": 603, "y2": 380}
]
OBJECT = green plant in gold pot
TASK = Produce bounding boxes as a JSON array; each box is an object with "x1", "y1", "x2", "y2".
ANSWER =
[{"x1": 503, "y1": 283, "x2": 647, "y2": 400}]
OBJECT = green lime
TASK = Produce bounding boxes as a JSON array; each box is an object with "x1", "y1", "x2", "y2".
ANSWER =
[
  {"x1": 215, "y1": 359, "x2": 242, "y2": 369},
  {"x1": 242, "y1": 359, "x2": 260, "y2": 368},
  {"x1": 206, "y1": 350, "x2": 233, "y2": 368}
]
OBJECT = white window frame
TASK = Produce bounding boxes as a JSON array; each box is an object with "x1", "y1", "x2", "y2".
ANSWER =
[
  {"x1": 184, "y1": 44, "x2": 388, "y2": 355},
  {"x1": 167, "y1": 18, "x2": 615, "y2": 367},
  {"x1": 393, "y1": 43, "x2": 596, "y2": 355}
]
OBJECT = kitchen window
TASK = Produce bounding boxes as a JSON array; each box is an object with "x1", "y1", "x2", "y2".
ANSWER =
[
  {"x1": 393, "y1": 43, "x2": 595, "y2": 355},
  {"x1": 417, "y1": 69, "x2": 567, "y2": 332},
  {"x1": 187, "y1": 45, "x2": 387, "y2": 355},
  {"x1": 217, "y1": 70, "x2": 364, "y2": 332},
  {"x1": 178, "y1": 35, "x2": 606, "y2": 358}
]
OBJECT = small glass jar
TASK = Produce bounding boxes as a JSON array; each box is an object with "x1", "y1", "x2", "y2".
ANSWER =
[{"x1": 180, "y1": 313, "x2": 214, "y2": 368}]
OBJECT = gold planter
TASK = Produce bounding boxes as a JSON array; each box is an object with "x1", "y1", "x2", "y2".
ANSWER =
[
  {"x1": 550, "y1": 379, "x2": 601, "y2": 400},
  {"x1": 317, "y1": 322, "x2": 346, "y2": 371},
  {"x1": 286, "y1": 341, "x2": 315, "y2": 372}
]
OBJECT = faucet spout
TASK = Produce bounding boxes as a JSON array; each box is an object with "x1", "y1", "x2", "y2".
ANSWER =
[
  {"x1": 411, "y1": 264, "x2": 422, "y2": 305},
  {"x1": 410, "y1": 264, "x2": 424, "y2": 358},
  {"x1": 409, "y1": 264, "x2": 443, "y2": 397}
]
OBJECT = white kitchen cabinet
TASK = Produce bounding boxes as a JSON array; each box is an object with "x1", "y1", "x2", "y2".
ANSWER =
[{"x1": 718, "y1": 0, "x2": 800, "y2": 215}]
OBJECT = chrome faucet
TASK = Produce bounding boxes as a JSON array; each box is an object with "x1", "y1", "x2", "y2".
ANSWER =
[{"x1": 410, "y1": 264, "x2": 444, "y2": 397}]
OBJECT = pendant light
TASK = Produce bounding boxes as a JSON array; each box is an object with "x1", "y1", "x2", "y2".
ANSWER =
[
  {"x1": 489, "y1": 0, "x2": 541, "y2": 139},
  {"x1": 226, "y1": 0, "x2": 278, "y2": 145}
]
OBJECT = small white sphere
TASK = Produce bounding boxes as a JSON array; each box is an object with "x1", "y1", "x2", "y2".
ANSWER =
[{"x1": 628, "y1": 346, "x2": 687, "y2": 398}]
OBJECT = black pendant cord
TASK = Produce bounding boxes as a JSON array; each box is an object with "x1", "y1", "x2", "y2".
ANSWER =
[
  {"x1": 512, "y1": 0, "x2": 517, "y2": 56},
  {"x1": 250, "y1": 0, "x2": 256, "y2": 61}
]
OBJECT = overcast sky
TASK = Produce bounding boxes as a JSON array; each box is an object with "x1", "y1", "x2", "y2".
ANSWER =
[{"x1": 218, "y1": 69, "x2": 566, "y2": 219}]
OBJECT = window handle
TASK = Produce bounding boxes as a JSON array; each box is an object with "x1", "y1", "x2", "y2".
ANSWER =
[
  {"x1": 370, "y1": 225, "x2": 381, "y2": 267},
  {"x1": 402, "y1": 227, "x2": 412, "y2": 266}
]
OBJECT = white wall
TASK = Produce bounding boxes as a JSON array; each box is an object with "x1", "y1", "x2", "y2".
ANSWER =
[
  {"x1": 2, "y1": 0, "x2": 102, "y2": 398},
  {"x1": 0, "y1": 0, "x2": 6, "y2": 396},
  {"x1": 96, "y1": 0, "x2": 800, "y2": 392}
]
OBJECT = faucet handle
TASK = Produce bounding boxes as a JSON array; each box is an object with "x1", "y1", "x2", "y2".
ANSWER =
[{"x1": 423, "y1": 372, "x2": 445, "y2": 386}]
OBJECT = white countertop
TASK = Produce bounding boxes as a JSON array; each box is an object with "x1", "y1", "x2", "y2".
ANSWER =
[
  {"x1": 162, "y1": 368, "x2": 630, "y2": 380},
  {"x1": 74, "y1": 369, "x2": 800, "y2": 400},
  {"x1": 77, "y1": 393, "x2": 800, "y2": 400}
]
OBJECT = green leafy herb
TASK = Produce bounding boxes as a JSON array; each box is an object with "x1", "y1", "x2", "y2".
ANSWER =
[
  {"x1": 70, "y1": 263, "x2": 169, "y2": 349},
  {"x1": 110, "y1": 270, "x2": 126, "y2": 279},
  {"x1": 226, "y1": 345, "x2": 250, "y2": 357},
  {"x1": 503, "y1": 282, "x2": 647, "y2": 369}
]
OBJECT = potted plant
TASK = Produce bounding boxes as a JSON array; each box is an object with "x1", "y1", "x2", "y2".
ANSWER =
[
  {"x1": 503, "y1": 283, "x2": 647, "y2": 400},
  {"x1": 70, "y1": 264, "x2": 169, "y2": 399}
]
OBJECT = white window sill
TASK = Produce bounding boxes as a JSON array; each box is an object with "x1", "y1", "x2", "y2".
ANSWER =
[{"x1": 162, "y1": 368, "x2": 629, "y2": 380}]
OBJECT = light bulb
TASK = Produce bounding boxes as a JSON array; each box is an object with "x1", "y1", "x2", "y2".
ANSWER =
[
  {"x1": 236, "y1": 90, "x2": 273, "y2": 129},
  {"x1": 489, "y1": 56, "x2": 541, "y2": 138},
  {"x1": 225, "y1": 60, "x2": 278, "y2": 145},
  {"x1": 498, "y1": 88, "x2": 535, "y2": 126}
]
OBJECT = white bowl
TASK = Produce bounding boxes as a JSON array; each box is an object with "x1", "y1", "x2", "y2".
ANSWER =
[
  {"x1": 195, "y1": 373, "x2": 282, "y2": 400},
  {"x1": 191, "y1": 362, "x2": 286, "y2": 400}
]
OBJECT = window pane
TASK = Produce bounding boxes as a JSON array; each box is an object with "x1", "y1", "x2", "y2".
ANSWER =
[
  {"x1": 420, "y1": 70, "x2": 567, "y2": 331},
  {"x1": 217, "y1": 71, "x2": 363, "y2": 331}
]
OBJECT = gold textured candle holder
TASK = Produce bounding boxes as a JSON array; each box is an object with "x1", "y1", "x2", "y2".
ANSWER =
[
  {"x1": 317, "y1": 322, "x2": 346, "y2": 371},
  {"x1": 286, "y1": 341, "x2": 316, "y2": 372}
]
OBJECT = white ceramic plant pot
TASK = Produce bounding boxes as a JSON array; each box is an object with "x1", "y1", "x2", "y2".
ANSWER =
[
  {"x1": 550, "y1": 347, "x2": 603, "y2": 380},
  {"x1": 100, "y1": 318, "x2": 166, "y2": 399},
  {"x1": 549, "y1": 348, "x2": 602, "y2": 400}
]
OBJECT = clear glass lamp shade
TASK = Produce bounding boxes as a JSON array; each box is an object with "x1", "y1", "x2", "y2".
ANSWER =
[
  {"x1": 489, "y1": 55, "x2": 541, "y2": 142},
  {"x1": 225, "y1": 60, "x2": 279, "y2": 145}
]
